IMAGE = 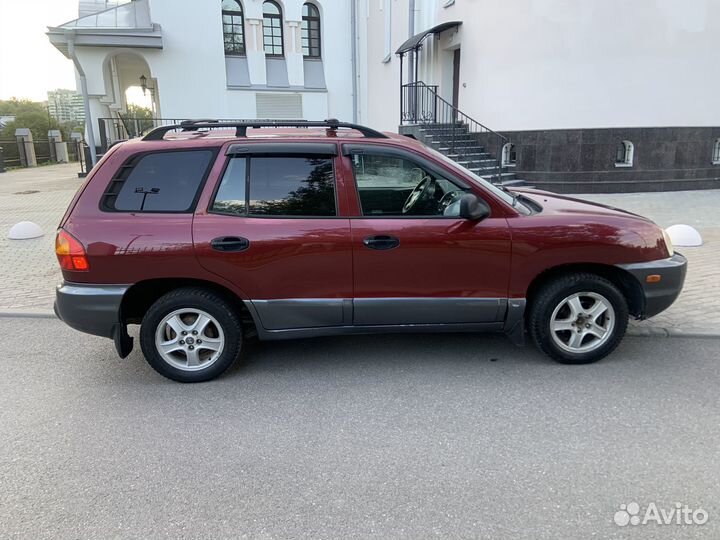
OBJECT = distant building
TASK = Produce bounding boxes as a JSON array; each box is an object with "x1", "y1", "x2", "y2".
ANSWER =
[{"x1": 47, "y1": 89, "x2": 85, "y2": 123}]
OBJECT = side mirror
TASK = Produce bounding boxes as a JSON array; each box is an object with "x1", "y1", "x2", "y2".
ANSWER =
[{"x1": 459, "y1": 193, "x2": 491, "y2": 221}]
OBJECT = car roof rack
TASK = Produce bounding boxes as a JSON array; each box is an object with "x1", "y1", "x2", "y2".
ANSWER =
[{"x1": 141, "y1": 118, "x2": 388, "y2": 141}]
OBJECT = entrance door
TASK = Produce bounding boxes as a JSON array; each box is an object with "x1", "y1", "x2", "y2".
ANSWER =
[
  {"x1": 452, "y1": 49, "x2": 461, "y2": 110},
  {"x1": 345, "y1": 145, "x2": 512, "y2": 326}
]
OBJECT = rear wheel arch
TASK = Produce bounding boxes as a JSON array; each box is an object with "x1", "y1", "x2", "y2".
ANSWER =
[
  {"x1": 525, "y1": 263, "x2": 644, "y2": 318},
  {"x1": 120, "y1": 278, "x2": 258, "y2": 335}
]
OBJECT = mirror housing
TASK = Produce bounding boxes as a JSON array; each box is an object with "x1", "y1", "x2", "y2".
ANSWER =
[{"x1": 459, "y1": 193, "x2": 491, "y2": 221}]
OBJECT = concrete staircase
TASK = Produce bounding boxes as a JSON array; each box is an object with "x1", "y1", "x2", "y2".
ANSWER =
[{"x1": 412, "y1": 124, "x2": 529, "y2": 188}]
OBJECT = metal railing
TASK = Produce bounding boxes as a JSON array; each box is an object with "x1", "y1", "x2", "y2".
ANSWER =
[
  {"x1": 98, "y1": 117, "x2": 188, "y2": 152},
  {"x1": 400, "y1": 81, "x2": 507, "y2": 182}
]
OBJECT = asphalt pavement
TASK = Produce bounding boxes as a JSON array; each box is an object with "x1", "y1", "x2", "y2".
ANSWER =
[{"x1": 1, "y1": 317, "x2": 718, "y2": 539}]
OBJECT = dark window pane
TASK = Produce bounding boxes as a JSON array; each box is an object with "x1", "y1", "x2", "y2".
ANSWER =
[
  {"x1": 112, "y1": 151, "x2": 213, "y2": 212},
  {"x1": 212, "y1": 158, "x2": 247, "y2": 215},
  {"x1": 249, "y1": 157, "x2": 335, "y2": 216}
]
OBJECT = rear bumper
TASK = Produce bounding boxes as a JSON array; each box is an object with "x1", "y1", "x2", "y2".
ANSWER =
[
  {"x1": 617, "y1": 253, "x2": 687, "y2": 318},
  {"x1": 55, "y1": 282, "x2": 128, "y2": 338}
]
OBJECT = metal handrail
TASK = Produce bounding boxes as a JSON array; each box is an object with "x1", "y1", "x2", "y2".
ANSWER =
[{"x1": 400, "y1": 81, "x2": 508, "y2": 183}]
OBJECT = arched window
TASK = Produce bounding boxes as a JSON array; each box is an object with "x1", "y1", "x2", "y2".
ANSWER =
[
  {"x1": 712, "y1": 139, "x2": 720, "y2": 164},
  {"x1": 501, "y1": 143, "x2": 516, "y2": 166},
  {"x1": 262, "y1": 1, "x2": 284, "y2": 57},
  {"x1": 301, "y1": 3, "x2": 321, "y2": 58},
  {"x1": 615, "y1": 140, "x2": 634, "y2": 167},
  {"x1": 222, "y1": 0, "x2": 245, "y2": 55}
]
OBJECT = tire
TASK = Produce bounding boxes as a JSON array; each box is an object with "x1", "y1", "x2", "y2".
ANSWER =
[
  {"x1": 528, "y1": 273, "x2": 629, "y2": 364},
  {"x1": 140, "y1": 287, "x2": 244, "y2": 382}
]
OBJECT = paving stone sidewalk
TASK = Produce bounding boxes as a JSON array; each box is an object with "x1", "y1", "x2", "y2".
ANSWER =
[{"x1": 0, "y1": 164, "x2": 717, "y2": 335}]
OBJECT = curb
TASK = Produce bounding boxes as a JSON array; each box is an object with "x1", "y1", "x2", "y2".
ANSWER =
[
  {"x1": 1, "y1": 310, "x2": 719, "y2": 339},
  {"x1": 627, "y1": 326, "x2": 720, "y2": 339},
  {"x1": 0, "y1": 311, "x2": 57, "y2": 319}
]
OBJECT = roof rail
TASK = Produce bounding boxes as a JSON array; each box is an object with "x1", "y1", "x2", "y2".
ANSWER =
[{"x1": 142, "y1": 119, "x2": 388, "y2": 141}]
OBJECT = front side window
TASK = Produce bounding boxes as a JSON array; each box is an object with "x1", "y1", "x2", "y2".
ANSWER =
[
  {"x1": 301, "y1": 3, "x2": 321, "y2": 58},
  {"x1": 212, "y1": 156, "x2": 336, "y2": 217},
  {"x1": 103, "y1": 150, "x2": 214, "y2": 212},
  {"x1": 350, "y1": 153, "x2": 468, "y2": 217},
  {"x1": 262, "y1": 1, "x2": 284, "y2": 57},
  {"x1": 222, "y1": 0, "x2": 245, "y2": 55}
]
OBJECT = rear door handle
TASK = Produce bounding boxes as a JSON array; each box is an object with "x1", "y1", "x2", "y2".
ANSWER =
[
  {"x1": 210, "y1": 236, "x2": 250, "y2": 252},
  {"x1": 363, "y1": 235, "x2": 400, "y2": 250}
]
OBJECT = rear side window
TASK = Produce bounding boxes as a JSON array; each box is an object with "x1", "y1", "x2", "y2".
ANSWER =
[
  {"x1": 102, "y1": 150, "x2": 214, "y2": 212},
  {"x1": 211, "y1": 155, "x2": 336, "y2": 217}
]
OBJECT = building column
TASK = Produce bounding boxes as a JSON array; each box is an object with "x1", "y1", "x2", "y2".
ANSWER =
[{"x1": 15, "y1": 128, "x2": 36, "y2": 168}]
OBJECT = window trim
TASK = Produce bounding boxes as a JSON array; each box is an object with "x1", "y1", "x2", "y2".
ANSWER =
[
  {"x1": 222, "y1": 0, "x2": 246, "y2": 56},
  {"x1": 712, "y1": 139, "x2": 720, "y2": 165},
  {"x1": 301, "y1": 2, "x2": 321, "y2": 58},
  {"x1": 100, "y1": 148, "x2": 219, "y2": 214},
  {"x1": 209, "y1": 153, "x2": 341, "y2": 219},
  {"x1": 614, "y1": 140, "x2": 634, "y2": 168},
  {"x1": 343, "y1": 145, "x2": 478, "y2": 219},
  {"x1": 262, "y1": 0, "x2": 285, "y2": 57}
]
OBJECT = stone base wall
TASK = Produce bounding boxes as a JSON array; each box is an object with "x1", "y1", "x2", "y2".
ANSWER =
[{"x1": 479, "y1": 127, "x2": 720, "y2": 193}]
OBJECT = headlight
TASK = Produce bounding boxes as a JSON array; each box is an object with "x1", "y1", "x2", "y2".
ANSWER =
[{"x1": 662, "y1": 228, "x2": 674, "y2": 257}]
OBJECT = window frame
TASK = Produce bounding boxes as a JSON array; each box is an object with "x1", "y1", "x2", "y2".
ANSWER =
[
  {"x1": 343, "y1": 144, "x2": 477, "y2": 219},
  {"x1": 615, "y1": 140, "x2": 634, "y2": 168},
  {"x1": 712, "y1": 139, "x2": 720, "y2": 165},
  {"x1": 100, "y1": 148, "x2": 219, "y2": 214},
  {"x1": 222, "y1": 0, "x2": 246, "y2": 56},
  {"x1": 209, "y1": 153, "x2": 340, "y2": 219},
  {"x1": 301, "y1": 2, "x2": 321, "y2": 58},
  {"x1": 262, "y1": 0, "x2": 285, "y2": 57}
]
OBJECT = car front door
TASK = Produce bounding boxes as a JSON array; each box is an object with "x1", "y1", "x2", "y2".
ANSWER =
[
  {"x1": 193, "y1": 143, "x2": 353, "y2": 331},
  {"x1": 343, "y1": 144, "x2": 512, "y2": 326}
]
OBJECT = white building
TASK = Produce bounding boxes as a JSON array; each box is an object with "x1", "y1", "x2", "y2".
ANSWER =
[
  {"x1": 356, "y1": 0, "x2": 720, "y2": 192},
  {"x1": 48, "y1": 0, "x2": 357, "y2": 162}
]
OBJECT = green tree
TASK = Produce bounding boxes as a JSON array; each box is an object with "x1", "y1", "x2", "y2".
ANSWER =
[{"x1": 0, "y1": 98, "x2": 85, "y2": 141}]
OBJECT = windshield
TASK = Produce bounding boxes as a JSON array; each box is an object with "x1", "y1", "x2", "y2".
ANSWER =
[{"x1": 423, "y1": 145, "x2": 529, "y2": 212}]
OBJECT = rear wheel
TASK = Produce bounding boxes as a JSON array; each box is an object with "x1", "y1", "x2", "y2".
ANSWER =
[
  {"x1": 529, "y1": 273, "x2": 629, "y2": 364},
  {"x1": 140, "y1": 287, "x2": 243, "y2": 382}
]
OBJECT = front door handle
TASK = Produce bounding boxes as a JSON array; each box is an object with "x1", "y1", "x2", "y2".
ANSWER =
[
  {"x1": 210, "y1": 236, "x2": 250, "y2": 252},
  {"x1": 363, "y1": 235, "x2": 400, "y2": 250}
]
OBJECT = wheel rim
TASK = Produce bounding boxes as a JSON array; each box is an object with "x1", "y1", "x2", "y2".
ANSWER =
[
  {"x1": 549, "y1": 292, "x2": 615, "y2": 354},
  {"x1": 154, "y1": 308, "x2": 225, "y2": 372}
]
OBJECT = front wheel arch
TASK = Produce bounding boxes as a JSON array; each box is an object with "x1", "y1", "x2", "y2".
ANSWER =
[{"x1": 525, "y1": 263, "x2": 644, "y2": 319}]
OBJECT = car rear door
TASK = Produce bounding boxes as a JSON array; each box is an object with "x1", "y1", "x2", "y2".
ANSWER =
[
  {"x1": 193, "y1": 142, "x2": 354, "y2": 331},
  {"x1": 343, "y1": 144, "x2": 512, "y2": 326}
]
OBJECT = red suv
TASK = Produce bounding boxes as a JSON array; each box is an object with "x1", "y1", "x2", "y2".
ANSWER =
[{"x1": 54, "y1": 120, "x2": 686, "y2": 382}]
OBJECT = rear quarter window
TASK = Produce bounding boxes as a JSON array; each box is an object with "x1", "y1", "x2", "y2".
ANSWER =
[{"x1": 101, "y1": 150, "x2": 215, "y2": 212}]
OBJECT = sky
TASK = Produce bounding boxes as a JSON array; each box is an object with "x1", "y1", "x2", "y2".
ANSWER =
[{"x1": 0, "y1": 0, "x2": 80, "y2": 101}]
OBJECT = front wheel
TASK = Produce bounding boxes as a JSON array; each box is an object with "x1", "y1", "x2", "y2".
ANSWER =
[
  {"x1": 528, "y1": 273, "x2": 629, "y2": 364},
  {"x1": 140, "y1": 287, "x2": 243, "y2": 382}
]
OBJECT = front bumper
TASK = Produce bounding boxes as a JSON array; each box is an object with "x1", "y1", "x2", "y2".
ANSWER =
[
  {"x1": 55, "y1": 282, "x2": 133, "y2": 357},
  {"x1": 617, "y1": 253, "x2": 687, "y2": 319}
]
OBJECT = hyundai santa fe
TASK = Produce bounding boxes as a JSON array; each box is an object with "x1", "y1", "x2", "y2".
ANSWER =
[{"x1": 54, "y1": 119, "x2": 686, "y2": 382}]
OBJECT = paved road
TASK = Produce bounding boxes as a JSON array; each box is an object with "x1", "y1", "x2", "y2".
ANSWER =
[{"x1": 1, "y1": 317, "x2": 718, "y2": 539}]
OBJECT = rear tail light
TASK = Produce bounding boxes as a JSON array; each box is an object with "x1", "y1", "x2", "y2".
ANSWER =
[{"x1": 55, "y1": 229, "x2": 89, "y2": 271}]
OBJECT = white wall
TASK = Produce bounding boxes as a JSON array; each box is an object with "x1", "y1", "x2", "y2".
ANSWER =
[
  {"x1": 363, "y1": 0, "x2": 720, "y2": 132},
  {"x1": 73, "y1": 0, "x2": 355, "y2": 129}
]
